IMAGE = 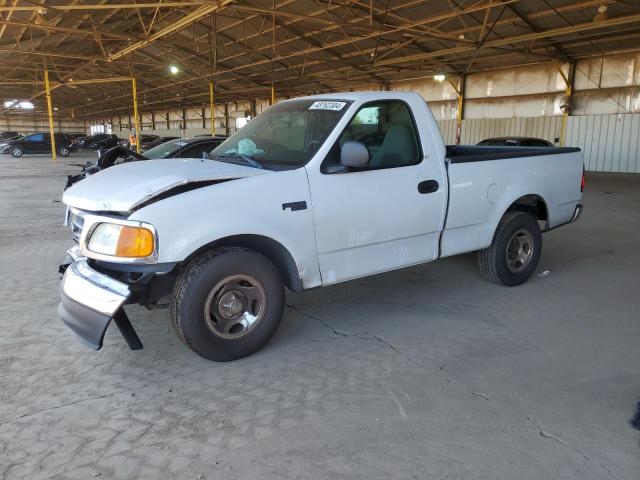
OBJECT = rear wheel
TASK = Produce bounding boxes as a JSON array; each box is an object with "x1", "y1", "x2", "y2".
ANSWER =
[
  {"x1": 171, "y1": 247, "x2": 284, "y2": 361},
  {"x1": 9, "y1": 146, "x2": 23, "y2": 158},
  {"x1": 478, "y1": 211, "x2": 541, "y2": 286},
  {"x1": 57, "y1": 146, "x2": 70, "y2": 157}
]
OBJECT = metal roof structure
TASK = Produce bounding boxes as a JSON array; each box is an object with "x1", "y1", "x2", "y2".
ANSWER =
[{"x1": 1, "y1": 0, "x2": 640, "y2": 118}]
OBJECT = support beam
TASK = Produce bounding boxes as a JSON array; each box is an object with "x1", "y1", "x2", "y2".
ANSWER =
[
  {"x1": 107, "y1": 1, "x2": 235, "y2": 62},
  {"x1": 224, "y1": 103, "x2": 230, "y2": 136},
  {"x1": 131, "y1": 78, "x2": 141, "y2": 153},
  {"x1": 555, "y1": 61, "x2": 576, "y2": 146},
  {"x1": 44, "y1": 70, "x2": 57, "y2": 162},
  {"x1": 64, "y1": 77, "x2": 132, "y2": 86},
  {"x1": 0, "y1": 3, "x2": 210, "y2": 12},
  {"x1": 376, "y1": 13, "x2": 640, "y2": 66},
  {"x1": 0, "y1": 0, "x2": 18, "y2": 42},
  {"x1": 448, "y1": 76, "x2": 465, "y2": 145},
  {"x1": 209, "y1": 80, "x2": 215, "y2": 136}
]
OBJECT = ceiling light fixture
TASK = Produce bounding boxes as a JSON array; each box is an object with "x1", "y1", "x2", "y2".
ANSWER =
[
  {"x1": 434, "y1": 73, "x2": 446, "y2": 82},
  {"x1": 169, "y1": 65, "x2": 179, "y2": 75},
  {"x1": 593, "y1": 5, "x2": 607, "y2": 22},
  {"x1": 3, "y1": 100, "x2": 34, "y2": 109}
]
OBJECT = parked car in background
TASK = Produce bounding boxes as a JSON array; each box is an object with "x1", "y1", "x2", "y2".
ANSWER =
[
  {"x1": 141, "y1": 136, "x2": 179, "y2": 151},
  {"x1": 117, "y1": 134, "x2": 160, "y2": 149},
  {"x1": 140, "y1": 135, "x2": 165, "y2": 150},
  {"x1": 0, "y1": 132, "x2": 73, "y2": 157},
  {"x1": 65, "y1": 136, "x2": 227, "y2": 188},
  {"x1": 0, "y1": 131, "x2": 20, "y2": 141},
  {"x1": 75, "y1": 134, "x2": 120, "y2": 150},
  {"x1": 65, "y1": 132, "x2": 88, "y2": 141},
  {"x1": 478, "y1": 137, "x2": 554, "y2": 147},
  {"x1": 58, "y1": 92, "x2": 584, "y2": 361}
]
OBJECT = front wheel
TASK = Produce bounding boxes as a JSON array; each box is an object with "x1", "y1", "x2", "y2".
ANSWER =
[
  {"x1": 170, "y1": 247, "x2": 284, "y2": 361},
  {"x1": 478, "y1": 211, "x2": 542, "y2": 286},
  {"x1": 57, "y1": 146, "x2": 70, "y2": 157},
  {"x1": 9, "y1": 146, "x2": 23, "y2": 158}
]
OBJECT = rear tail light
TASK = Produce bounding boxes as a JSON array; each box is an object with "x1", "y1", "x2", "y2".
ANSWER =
[{"x1": 581, "y1": 167, "x2": 585, "y2": 192}]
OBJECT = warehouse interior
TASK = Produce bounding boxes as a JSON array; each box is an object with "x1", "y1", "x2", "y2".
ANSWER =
[{"x1": 1, "y1": 1, "x2": 639, "y2": 478}]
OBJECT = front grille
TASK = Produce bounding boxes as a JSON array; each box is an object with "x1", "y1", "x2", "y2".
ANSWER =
[{"x1": 68, "y1": 209, "x2": 85, "y2": 243}]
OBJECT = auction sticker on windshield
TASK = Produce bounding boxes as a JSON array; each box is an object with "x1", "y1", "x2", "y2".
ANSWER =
[{"x1": 309, "y1": 101, "x2": 346, "y2": 111}]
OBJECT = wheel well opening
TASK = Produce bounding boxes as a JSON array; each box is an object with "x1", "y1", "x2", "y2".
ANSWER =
[
  {"x1": 186, "y1": 235, "x2": 303, "y2": 292},
  {"x1": 507, "y1": 194, "x2": 548, "y2": 223}
]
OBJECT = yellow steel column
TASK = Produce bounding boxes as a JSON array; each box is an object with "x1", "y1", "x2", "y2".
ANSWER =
[
  {"x1": 560, "y1": 84, "x2": 571, "y2": 147},
  {"x1": 131, "y1": 77, "x2": 141, "y2": 153},
  {"x1": 209, "y1": 80, "x2": 215, "y2": 136},
  {"x1": 448, "y1": 76, "x2": 464, "y2": 145},
  {"x1": 44, "y1": 70, "x2": 57, "y2": 161},
  {"x1": 270, "y1": 83, "x2": 275, "y2": 105},
  {"x1": 456, "y1": 93, "x2": 463, "y2": 144},
  {"x1": 554, "y1": 61, "x2": 573, "y2": 147}
]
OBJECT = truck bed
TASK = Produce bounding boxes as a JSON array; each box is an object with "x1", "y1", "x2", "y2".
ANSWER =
[
  {"x1": 440, "y1": 145, "x2": 583, "y2": 259},
  {"x1": 446, "y1": 145, "x2": 581, "y2": 163}
]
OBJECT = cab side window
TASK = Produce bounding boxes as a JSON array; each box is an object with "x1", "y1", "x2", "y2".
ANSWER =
[{"x1": 325, "y1": 101, "x2": 421, "y2": 172}]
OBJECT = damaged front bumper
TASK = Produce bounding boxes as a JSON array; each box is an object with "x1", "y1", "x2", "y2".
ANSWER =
[{"x1": 58, "y1": 249, "x2": 142, "y2": 350}]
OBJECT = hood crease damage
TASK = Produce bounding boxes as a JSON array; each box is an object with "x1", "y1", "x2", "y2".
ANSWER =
[{"x1": 130, "y1": 178, "x2": 236, "y2": 211}]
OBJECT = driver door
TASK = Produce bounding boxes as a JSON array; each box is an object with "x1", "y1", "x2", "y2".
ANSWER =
[
  {"x1": 307, "y1": 100, "x2": 446, "y2": 285},
  {"x1": 25, "y1": 133, "x2": 47, "y2": 153}
]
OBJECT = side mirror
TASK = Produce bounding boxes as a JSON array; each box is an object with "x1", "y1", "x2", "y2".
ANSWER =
[{"x1": 340, "y1": 141, "x2": 369, "y2": 168}]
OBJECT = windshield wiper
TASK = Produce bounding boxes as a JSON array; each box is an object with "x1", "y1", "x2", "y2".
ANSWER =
[{"x1": 213, "y1": 153, "x2": 263, "y2": 169}]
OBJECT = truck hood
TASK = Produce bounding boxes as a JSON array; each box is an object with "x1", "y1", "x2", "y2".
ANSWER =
[{"x1": 63, "y1": 158, "x2": 269, "y2": 212}]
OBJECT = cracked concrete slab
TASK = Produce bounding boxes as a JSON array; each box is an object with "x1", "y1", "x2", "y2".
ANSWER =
[{"x1": 0, "y1": 154, "x2": 639, "y2": 479}]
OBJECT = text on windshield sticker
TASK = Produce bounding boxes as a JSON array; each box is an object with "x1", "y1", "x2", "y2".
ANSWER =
[{"x1": 309, "y1": 101, "x2": 346, "y2": 111}]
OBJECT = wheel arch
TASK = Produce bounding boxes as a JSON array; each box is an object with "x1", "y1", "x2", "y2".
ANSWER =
[
  {"x1": 184, "y1": 234, "x2": 304, "y2": 292},
  {"x1": 502, "y1": 193, "x2": 549, "y2": 227}
]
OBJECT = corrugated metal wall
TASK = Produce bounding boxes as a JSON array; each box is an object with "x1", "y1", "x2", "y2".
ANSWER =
[
  {"x1": 437, "y1": 116, "x2": 562, "y2": 146},
  {"x1": 566, "y1": 114, "x2": 640, "y2": 173},
  {"x1": 437, "y1": 119, "x2": 457, "y2": 145},
  {"x1": 436, "y1": 114, "x2": 640, "y2": 173},
  {"x1": 460, "y1": 116, "x2": 563, "y2": 145}
]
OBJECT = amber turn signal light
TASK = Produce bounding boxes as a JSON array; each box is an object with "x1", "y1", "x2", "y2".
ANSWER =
[{"x1": 115, "y1": 226, "x2": 154, "y2": 257}]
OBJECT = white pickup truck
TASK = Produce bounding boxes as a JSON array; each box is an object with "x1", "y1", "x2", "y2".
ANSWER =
[{"x1": 59, "y1": 92, "x2": 584, "y2": 361}]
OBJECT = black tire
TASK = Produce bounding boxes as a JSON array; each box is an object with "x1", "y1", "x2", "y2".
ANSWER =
[
  {"x1": 478, "y1": 211, "x2": 542, "y2": 286},
  {"x1": 9, "y1": 146, "x2": 23, "y2": 158},
  {"x1": 170, "y1": 247, "x2": 284, "y2": 361},
  {"x1": 57, "y1": 146, "x2": 70, "y2": 157}
]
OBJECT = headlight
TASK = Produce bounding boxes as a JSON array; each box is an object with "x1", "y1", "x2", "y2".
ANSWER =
[{"x1": 87, "y1": 223, "x2": 155, "y2": 258}]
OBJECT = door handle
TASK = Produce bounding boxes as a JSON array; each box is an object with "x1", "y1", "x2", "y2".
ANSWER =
[{"x1": 418, "y1": 179, "x2": 439, "y2": 194}]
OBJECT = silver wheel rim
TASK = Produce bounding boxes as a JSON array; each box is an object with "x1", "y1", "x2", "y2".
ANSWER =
[
  {"x1": 204, "y1": 274, "x2": 266, "y2": 339},
  {"x1": 507, "y1": 229, "x2": 534, "y2": 273},
  {"x1": 11, "y1": 147, "x2": 20, "y2": 156},
  {"x1": 506, "y1": 229, "x2": 534, "y2": 273}
]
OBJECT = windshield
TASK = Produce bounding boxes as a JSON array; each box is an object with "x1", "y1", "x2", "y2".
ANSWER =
[
  {"x1": 144, "y1": 138, "x2": 190, "y2": 159},
  {"x1": 209, "y1": 99, "x2": 350, "y2": 170}
]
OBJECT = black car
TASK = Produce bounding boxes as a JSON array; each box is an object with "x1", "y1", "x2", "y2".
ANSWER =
[
  {"x1": 118, "y1": 134, "x2": 160, "y2": 149},
  {"x1": 0, "y1": 132, "x2": 73, "y2": 157},
  {"x1": 0, "y1": 131, "x2": 19, "y2": 141},
  {"x1": 66, "y1": 136, "x2": 227, "y2": 188},
  {"x1": 141, "y1": 136, "x2": 179, "y2": 151},
  {"x1": 65, "y1": 132, "x2": 88, "y2": 141},
  {"x1": 140, "y1": 135, "x2": 164, "y2": 150},
  {"x1": 478, "y1": 136, "x2": 554, "y2": 147},
  {"x1": 75, "y1": 133, "x2": 120, "y2": 150}
]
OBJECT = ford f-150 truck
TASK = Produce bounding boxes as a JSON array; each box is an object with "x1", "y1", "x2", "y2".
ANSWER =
[{"x1": 58, "y1": 92, "x2": 584, "y2": 361}]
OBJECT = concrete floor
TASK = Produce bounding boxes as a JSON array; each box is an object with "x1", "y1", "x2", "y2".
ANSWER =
[{"x1": 0, "y1": 151, "x2": 638, "y2": 480}]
